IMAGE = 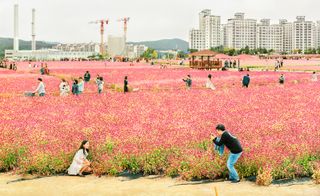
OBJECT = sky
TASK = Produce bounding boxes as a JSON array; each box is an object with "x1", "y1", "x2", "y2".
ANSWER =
[{"x1": 0, "y1": 0, "x2": 319, "y2": 43}]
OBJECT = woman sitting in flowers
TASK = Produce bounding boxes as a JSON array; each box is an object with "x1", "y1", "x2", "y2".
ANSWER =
[
  {"x1": 67, "y1": 140, "x2": 93, "y2": 177},
  {"x1": 205, "y1": 74, "x2": 216, "y2": 90}
]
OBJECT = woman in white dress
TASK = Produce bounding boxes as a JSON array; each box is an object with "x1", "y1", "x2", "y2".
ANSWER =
[
  {"x1": 311, "y1": 72, "x2": 318, "y2": 82},
  {"x1": 59, "y1": 79, "x2": 70, "y2": 96},
  {"x1": 67, "y1": 140, "x2": 92, "y2": 176},
  {"x1": 205, "y1": 74, "x2": 216, "y2": 90}
]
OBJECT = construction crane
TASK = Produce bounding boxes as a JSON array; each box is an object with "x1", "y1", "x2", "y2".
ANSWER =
[
  {"x1": 118, "y1": 17, "x2": 130, "y2": 43},
  {"x1": 89, "y1": 19, "x2": 109, "y2": 55}
]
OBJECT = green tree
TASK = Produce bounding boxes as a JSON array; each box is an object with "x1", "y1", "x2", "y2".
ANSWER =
[
  {"x1": 188, "y1": 49, "x2": 198, "y2": 53},
  {"x1": 140, "y1": 48, "x2": 159, "y2": 59},
  {"x1": 177, "y1": 51, "x2": 187, "y2": 58}
]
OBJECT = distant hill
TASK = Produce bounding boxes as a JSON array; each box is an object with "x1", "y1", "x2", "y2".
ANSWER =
[
  {"x1": 0, "y1": 37, "x2": 189, "y2": 58},
  {"x1": 128, "y1": 38, "x2": 189, "y2": 52},
  {"x1": 0, "y1": 37, "x2": 57, "y2": 57}
]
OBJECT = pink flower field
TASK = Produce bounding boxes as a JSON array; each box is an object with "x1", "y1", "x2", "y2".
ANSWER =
[{"x1": 0, "y1": 62, "x2": 319, "y2": 181}]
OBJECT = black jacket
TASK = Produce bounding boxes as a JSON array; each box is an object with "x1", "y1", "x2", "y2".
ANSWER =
[{"x1": 213, "y1": 131, "x2": 243, "y2": 154}]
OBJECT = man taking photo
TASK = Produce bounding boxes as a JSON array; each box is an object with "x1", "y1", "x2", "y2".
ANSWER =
[{"x1": 211, "y1": 124, "x2": 243, "y2": 183}]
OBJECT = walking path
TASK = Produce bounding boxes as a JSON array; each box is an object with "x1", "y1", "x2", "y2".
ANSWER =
[{"x1": 0, "y1": 174, "x2": 319, "y2": 196}]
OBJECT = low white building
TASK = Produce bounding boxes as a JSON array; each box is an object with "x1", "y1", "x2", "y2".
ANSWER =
[
  {"x1": 5, "y1": 49, "x2": 97, "y2": 61},
  {"x1": 53, "y1": 42, "x2": 101, "y2": 53}
]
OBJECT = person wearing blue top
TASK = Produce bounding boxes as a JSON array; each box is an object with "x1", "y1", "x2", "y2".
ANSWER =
[
  {"x1": 33, "y1": 78, "x2": 46, "y2": 97},
  {"x1": 84, "y1": 71, "x2": 91, "y2": 83},
  {"x1": 78, "y1": 77, "x2": 85, "y2": 94},
  {"x1": 242, "y1": 74, "x2": 250, "y2": 88},
  {"x1": 183, "y1": 75, "x2": 192, "y2": 90},
  {"x1": 72, "y1": 79, "x2": 79, "y2": 95}
]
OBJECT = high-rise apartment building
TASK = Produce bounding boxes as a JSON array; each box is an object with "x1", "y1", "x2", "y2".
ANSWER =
[
  {"x1": 189, "y1": 10, "x2": 319, "y2": 53},
  {"x1": 292, "y1": 16, "x2": 316, "y2": 52},
  {"x1": 204, "y1": 15, "x2": 221, "y2": 49},
  {"x1": 257, "y1": 19, "x2": 283, "y2": 52},
  {"x1": 316, "y1": 21, "x2": 320, "y2": 48},
  {"x1": 189, "y1": 9, "x2": 220, "y2": 51},
  {"x1": 224, "y1": 13, "x2": 257, "y2": 50},
  {"x1": 189, "y1": 29, "x2": 205, "y2": 50}
]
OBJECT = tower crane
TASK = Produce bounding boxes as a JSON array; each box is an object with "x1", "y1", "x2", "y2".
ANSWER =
[
  {"x1": 89, "y1": 19, "x2": 109, "y2": 55},
  {"x1": 118, "y1": 17, "x2": 130, "y2": 43}
]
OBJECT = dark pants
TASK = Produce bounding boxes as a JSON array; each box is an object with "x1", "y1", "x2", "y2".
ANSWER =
[{"x1": 124, "y1": 86, "x2": 128, "y2": 93}]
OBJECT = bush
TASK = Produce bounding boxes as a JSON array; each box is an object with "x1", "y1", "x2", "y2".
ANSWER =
[
  {"x1": 256, "y1": 167, "x2": 273, "y2": 186},
  {"x1": 312, "y1": 162, "x2": 320, "y2": 184},
  {"x1": 21, "y1": 153, "x2": 70, "y2": 175},
  {"x1": 142, "y1": 149, "x2": 168, "y2": 175},
  {"x1": 0, "y1": 146, "x2": 27, "y2": 171}
]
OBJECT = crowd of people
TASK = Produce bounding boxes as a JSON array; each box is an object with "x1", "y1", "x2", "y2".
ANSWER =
[
  {"x1": 224, "y1": 59, "x2": 238, "y2": 69},
  {"x1": 30, "y1": 70, "x2": 319, "y2": 97},
  {"x1": 31, "y1": 70, "x2": 131, "y2": 97},
  {"x1": 0, "y1": 60, "x2": 17, "y2": 71}
]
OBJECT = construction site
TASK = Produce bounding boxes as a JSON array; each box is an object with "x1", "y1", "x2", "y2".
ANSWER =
[{"x1": 4, "y1": 3, "x2": 145, "y2": 61}]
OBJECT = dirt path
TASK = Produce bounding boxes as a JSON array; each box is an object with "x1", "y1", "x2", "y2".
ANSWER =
[{"x1": 0, "y1": 174, "x2": 319, "y2": 196}]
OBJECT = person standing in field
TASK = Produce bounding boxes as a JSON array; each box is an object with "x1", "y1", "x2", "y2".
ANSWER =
[
  {"x1": 124, "y1": 76, "x2": 129, "y2": 93},
  {"x1": 206, "y1": 74, "x2": 216, "y2": 90},
  {"x1": 279, "y1": 74, "x2": 285, "y2": 85},
  {"x1": 78, "y1": 77, "x2": 85, "y2": 94},
  {"x1": 84, "y1": 71, "x2": 91, "y2": 83},
  {"x1": 211, "y1": 124, "x2": 243, "y2": 183},
  {"x1": 40, "y1": 65, "x2": 45, "y2": 75},
  {"x1": 242, "y1": 74, "x2": 250, "y2": 88},
  {"x1": 183, "y1": 75, "x2": 192, "y2": 90},
  {"x1": 224, "y1": 60, "x2": 229, "y2": 68},
  {"x1": 44, "y1": 64, "x2": 50, "y2": 75},
  {"x1": 233, "y1": 60, "x2": 237, "y2": 68},
  {"x1": 59, "y1": 79, "x2": 70, "y2": 96},
  {"x1": 96, "y1": 77, "x2": 104, "y2": 94},
  {"x1": 72, "y1": 79, "x2": 79, "y2": 95},
  {"x1": 311, "y1": 72, "x2": 318, "y2": 82},
  {"x1": 67, "y1": 140, "x2": 93, "y2": 177},
  {"x1": 33, "y1": 78, "x2": 46, "y2": 97}
]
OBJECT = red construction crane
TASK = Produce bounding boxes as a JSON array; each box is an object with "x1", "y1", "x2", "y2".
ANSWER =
[
  {"x1": 118, "y1": 17, "x2": 130, "y2": 42},
  {"x1": 89, "y1": 19, "x2": 109, "y2": 55}
]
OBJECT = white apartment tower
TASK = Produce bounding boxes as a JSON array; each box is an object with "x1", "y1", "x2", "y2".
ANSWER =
[
  {"x1": 315, "y1": 21, "x2": 320, "y2": 49},
  {"x1": 189, "y1": 9, "x2": 221, "y2": 50},
  {"x1": 199, "y1": 9, "x2": 211, "y2": 31},
  {"x1": 204, "y1": 15, "x2": 221, "y2": 49},
  {"x1": 189, "y1": 29, "x2": 205, "y2": 50},
  {"x1": 257, "y1": 19, "x2": 283, "y2": 52},
  {"x1": 225, "y1": 13, "x2": 257, "y2": 50},
  {"x1": 279, "y1": 19, "x2": 293, "y2": 53},
  {"x1": 292, "y1": 16, "x2": 316, "y2": 52}
]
